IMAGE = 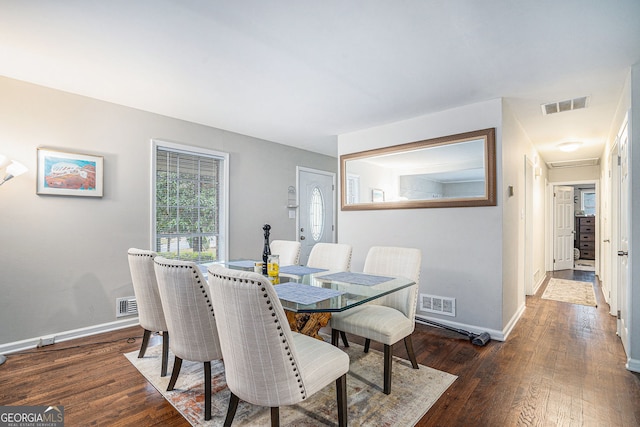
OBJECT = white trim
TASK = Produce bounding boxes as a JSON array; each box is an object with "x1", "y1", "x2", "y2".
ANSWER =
[
  {"x1": 0, "y1": 318, "x2": 140, "y2": 356},
  {"x1": 626, "y1": 357, "x2": 640, "y2": 373},
  {"x1": 150, "y1": 139, "x2": 230, "y2": 262}
]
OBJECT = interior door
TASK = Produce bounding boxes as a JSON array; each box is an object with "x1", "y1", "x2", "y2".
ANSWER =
[
  {"x1": 554, "y1": 185, "x2": 575, "y2": 270},
  {"x1": 617, "y1": 118, "x2": 629, "y2": 352},
  {"x1": 524, "y1": 157, "x2": 534, "y2": 295},
  {"x1": 297, "y1": 167, "x2": 335, "y2": 265}
]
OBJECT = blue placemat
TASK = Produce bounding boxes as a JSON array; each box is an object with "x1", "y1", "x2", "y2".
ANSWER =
[
  {"x1": 279, "y1": 265, "x2": 328, "y2": 276},
  {"x1": 315, "y1": 272, "x2": 394, "y2": 286},
  {"x1": 275, "y1": 284, "x2": 345, "y2": 305},
  {"x1": 228, "y1": 260, "x2": 259, "y2": 268}
]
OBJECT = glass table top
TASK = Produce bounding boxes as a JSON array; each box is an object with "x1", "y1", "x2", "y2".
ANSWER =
[{"x1": 201, "y1": 260, "x2": 415, "y2": 313}]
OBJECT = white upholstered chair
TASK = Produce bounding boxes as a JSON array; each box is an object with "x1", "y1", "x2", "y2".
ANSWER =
[
  {"x1": 207, "y1": 264, "x2": 349, "y2": 427},
  {"x1": 330, "y1": 246, "x2": 421, "y2": 395},
  {"x1": 127, "y1": 248, "x2": 169, "y2": 377},
  {"x1": 307, "y1": 242, "x2": 353, "y2": 271},
  {"x1": 154, "y1": 257, "x2": 223, "y2": 421},
  {"x1": 269, "y1": 240, "x2": 301, "y2": 266}
]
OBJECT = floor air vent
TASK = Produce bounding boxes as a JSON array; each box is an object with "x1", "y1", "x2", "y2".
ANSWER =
[
  {"x1": 116, "y1": 297, "x2": 138, "y2": 317},
  {"x1": 420, "y1": 294, "x2": 456, "y2": 317}
]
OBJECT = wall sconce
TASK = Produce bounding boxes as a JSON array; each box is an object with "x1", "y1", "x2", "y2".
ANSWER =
[{"x1": 0, "y1": 154, "x2": 28, "y2": 186}]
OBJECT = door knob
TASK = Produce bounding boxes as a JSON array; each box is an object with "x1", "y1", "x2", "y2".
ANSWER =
[
  {"x1": 300, "y1": 236, "x2": 306, "y2": 240},
  {"x1": 618, "y1": 251, "x2": 628, "y2": 256}
]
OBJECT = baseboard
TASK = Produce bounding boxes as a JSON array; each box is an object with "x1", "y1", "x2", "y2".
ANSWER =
[
  {"x1": 501, "y1": 302, "x2": 526, "y2": 341},
  {"x1": 626, "y1": 357, "x2": 640, "y2": 373},
  {"x1": 415, "y1": 316, "x2": 505, "y2": 342},
  {"x1": 532, "y1": 274, "x2": 546, "y2": 295},
  {"x1": 0, "y1": 317, "x2": 140, "y2": 356}
]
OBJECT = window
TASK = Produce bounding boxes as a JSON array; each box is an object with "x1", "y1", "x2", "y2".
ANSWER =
[
  {"x1": 309, "y1": 186, "x2": 324, "y2": 241},
  {"x1": 152, "y1": 140, "x2": 228, "y2": 263},
  {"x1": 346, "y1": 174, "x2": 360, "y2": 204},
  {"x1": 581, "y1": 190, "x2": 596, "y2": 215}
]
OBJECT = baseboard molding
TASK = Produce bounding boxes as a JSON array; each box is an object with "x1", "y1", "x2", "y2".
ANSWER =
[
  {"x1": 501, "y1": 302, "x2": 526, "y2": 341},
  {"x1": 626, "y1": 357, "x2": 640, "y2": 373},
  {"x1": 532, "y1": 274, "x2": 546, "y2": 295},
  {"x1": 415, "y1": 316, "x2": 505, "y2": 342},
  {"x1": 0, "y1": 317, "x2": 140, "y2": 356}
]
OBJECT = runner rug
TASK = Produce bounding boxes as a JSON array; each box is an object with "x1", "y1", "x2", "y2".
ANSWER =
[
  {"x1": 542, "y1": 278, "x2": 597, "y2": 307},
  {"x1": 125, "y1": 341, "x2": 456, "y2": 426}
]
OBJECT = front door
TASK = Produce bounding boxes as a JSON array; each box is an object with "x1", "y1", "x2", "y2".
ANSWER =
[
  {"x1": 297, "y1": 167, "x2": 336, "y2": 265},
  {"x1": 554, "y1": 185, "x2": 575, "y2": 270}
]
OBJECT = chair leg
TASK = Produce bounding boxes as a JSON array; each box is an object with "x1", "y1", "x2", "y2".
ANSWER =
[
  {"x1": 364, "y1": 338, "x2": 371, "y2": 353},
  {"x1": 138, "y1": 329, "x2": 151, "y2": 358},
  {"x1": 270, "y1": 407, "x2": 280, "y2": 427},
  {"x1": 336, "y1": 374, "x2": 347, "y2": 427},
  {"x1": 167, "y1": 357, "x2": 182, "y2": 391},
  {"x1": 383, "y1": 344, "x2": 393, "y2": 395},
  {"x1": 223, "y1": 392, "x2": 239, "y2": 427},
  {"x1": 204, "y1": 361, "x2": 212, "y2": 420},
  {"x1": 331, "y1": 329, "x2": 340, "y2": 346},
  {"x1": 161, "y1": 331, "x2": 169, "y2": 377},
  {"x1": 340, "y1": 331, "x2": 349, "y2": 347},
  {"x1": 404, "y1": 335, "x2": 419, "y2": 369}
]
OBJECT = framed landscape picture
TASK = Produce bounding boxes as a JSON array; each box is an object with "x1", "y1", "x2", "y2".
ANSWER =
[
  {"x1": 372, "y1": 188, "x2": 384, "y2": 203},
  {"x1": 37, "y1": 148, "x2": 104, "y2": 197}
]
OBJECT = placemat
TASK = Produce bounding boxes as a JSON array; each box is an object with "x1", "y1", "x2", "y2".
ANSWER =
[
  {"x1": 275, "y1": 283, "x2": 345, "y2": 305},
  {"x1": 279, "y1": 265, "x2": 328, "y2": 275},
  {"x1": 315, "y1": 271, "x2": 394, "y2": 286}
]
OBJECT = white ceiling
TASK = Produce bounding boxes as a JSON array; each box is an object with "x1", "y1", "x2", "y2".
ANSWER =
[{"x1": 1, "y1": 1, "x2": 639, "y2": 164}]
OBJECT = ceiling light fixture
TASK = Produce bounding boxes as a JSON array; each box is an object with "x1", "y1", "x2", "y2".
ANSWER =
[{"x1": 557, "y1": 141, "x2": 582, "y2": 152}]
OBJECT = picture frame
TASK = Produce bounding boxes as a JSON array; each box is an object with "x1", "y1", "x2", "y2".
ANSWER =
[
  {"x1": 372, "y1": 188, "x2": 384, "y2": 203},
  {"x1": 37, "y1": 148, "x2": 104, "y2": 197}
]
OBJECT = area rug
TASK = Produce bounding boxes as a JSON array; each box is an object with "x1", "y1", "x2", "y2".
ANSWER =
[
  {"x1": 574, "y1": 259, "x2": 596, "y2": 272},
  {"x1": 125, "y1": 342, "x2": 456, "y2": 426},
  {"x1": 542, "y1": 278, "x2": 597, "y2": 307}
]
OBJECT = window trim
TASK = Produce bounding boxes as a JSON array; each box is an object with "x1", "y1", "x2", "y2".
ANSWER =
[{"x1": 150, "y1": 139, "x2": 229, "y2": 262}]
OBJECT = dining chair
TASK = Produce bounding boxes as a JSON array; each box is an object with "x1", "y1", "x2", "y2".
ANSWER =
[
  {"x1": 127, "y1": 248, "x2": 169, "y2": 377},
  {"x1": 307, "y1": 242, "x2": 353, "y2": 271},
  {"x1": 270, "y1": 240, "x2": 301, "y2": 266},
  {"x1": 154, "y1": 257, "x2": 223, "y2": 421},
  {"x1": 207, "y1": 264, "x2": 349, "y2": 427},
  {"x1": 330, "y1": 246, "x2": 421, "y2": 395}
]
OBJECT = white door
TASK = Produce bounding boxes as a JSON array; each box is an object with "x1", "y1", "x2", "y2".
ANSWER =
[
  {"x1": 297, "y1": 167, "x2": 336, "y2": 265},
  {"x1": 554, "y1": 186, "x2": 575, "y2": 270},
  {"x1": 524, "y1": 157, "x2": 534, "y2": 295},
  {"x1": 617, "y1": 118, "x2": 629, "y2": 352}
]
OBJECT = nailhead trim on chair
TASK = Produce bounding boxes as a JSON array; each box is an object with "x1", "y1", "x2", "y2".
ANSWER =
[
  {"x1": 211, "y1": 271, "x2": 307, "y2": 400},
  {"x1": 155, "y1": 260, "x2": 215, "y2": 316}
]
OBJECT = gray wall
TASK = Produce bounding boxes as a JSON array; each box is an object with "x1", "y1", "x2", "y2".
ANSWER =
[
  {"x1": 337, "y1": 99, "x2": 508, "y2": 336},
  {"x1": 0, "y1": 76, "x2": 336, "y2": 345}
]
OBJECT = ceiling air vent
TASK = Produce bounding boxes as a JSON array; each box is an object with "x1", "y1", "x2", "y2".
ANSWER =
[
  {"x1": 547, "y1": 158, "x2": 600, "y2": 169},
  {"x1": 541, "y1": 96, "x2": 589, "y2": 115}
]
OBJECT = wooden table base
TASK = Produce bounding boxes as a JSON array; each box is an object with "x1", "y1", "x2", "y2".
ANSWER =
[{"x1": 286, "y1": 312, "x2": 331, "y2": 340}]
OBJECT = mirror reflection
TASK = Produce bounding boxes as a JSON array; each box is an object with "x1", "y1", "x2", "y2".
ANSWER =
[{"x1": 341, "y1": 128, "x2": 496, "y2": 210}]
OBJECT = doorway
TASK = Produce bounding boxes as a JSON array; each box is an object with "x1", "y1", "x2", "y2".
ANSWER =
[
  {"x1": 548, "y1": 180, "x2": 599, "y2": 273},
  {"x1": 296, "y1": 167, "x2": 336, "y2": 265}
]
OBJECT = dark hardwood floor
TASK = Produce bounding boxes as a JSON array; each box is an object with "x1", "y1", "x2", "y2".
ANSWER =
[{"x1": 1, "y1": 270, "x2": 639, "y2": 426}]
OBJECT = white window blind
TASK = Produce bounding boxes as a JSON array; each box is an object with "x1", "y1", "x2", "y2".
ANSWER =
[{"x1": 153, "y1": 142, "x2": 227, "y2": 263}]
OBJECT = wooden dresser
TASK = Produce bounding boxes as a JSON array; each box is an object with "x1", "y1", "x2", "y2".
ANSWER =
[{"x1": 575, "y1": 216, "x2": 595, "y2": 260}]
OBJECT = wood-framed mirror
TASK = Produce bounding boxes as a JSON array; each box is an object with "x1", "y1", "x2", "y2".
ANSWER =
[{"x1": 340, "y1": 128, "x2": 496, "y2": 210}]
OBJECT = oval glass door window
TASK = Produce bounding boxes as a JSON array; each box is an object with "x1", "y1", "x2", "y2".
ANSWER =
[{"x1": 310, "y1": 186, "x2": 325, "y2": 241}]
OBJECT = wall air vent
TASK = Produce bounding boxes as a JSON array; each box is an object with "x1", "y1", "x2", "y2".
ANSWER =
[
  {"x1": 116, "y1": 296, "x2": 138, "y2": 317},
  {"x1": 420, "y1": 294, "x2": 455, "y2": 317},
  {"x1": 541, "y1": 96, "x2": 589, "y2": 115},
  {"x1": 546, "y1": 158, "x2": 600, "y2": 169}
]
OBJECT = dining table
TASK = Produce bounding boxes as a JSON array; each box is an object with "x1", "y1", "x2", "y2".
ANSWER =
[{"x1": 201, "y1": 260, "x2": 416, "y2": 340}]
